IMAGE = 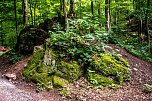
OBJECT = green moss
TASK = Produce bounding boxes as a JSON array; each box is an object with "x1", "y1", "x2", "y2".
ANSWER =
[
  {"x1": 23, "y1": 49, "x2": 53, "y2": 89},
  {"x1": 89, "y1": 53, "x2": 130, "y2": 85},
  {"x1": 45, "y1": 38, "x2": 52, "y2": 50},
  {"x1": 50, "y1": 50, "x2": 58, "y2": 60},
  {"x1": 28, "y1": 49, "x2": 45, "y2": 65},
  {"x1": 26, "y1": 72, "x2": 53, "y2": 89},
  {"x1": 53, "y1": 76, "x2": 65, "y2": 88},
  {"x1": 57, "y1": 61, "x2": 82, "y2": 83},
  {"x1": 55, "y1": 70, "x2": 64, "y2": 77},
  {"x1": 87, "y1": 70, "x2": 114, "y2": 86}
]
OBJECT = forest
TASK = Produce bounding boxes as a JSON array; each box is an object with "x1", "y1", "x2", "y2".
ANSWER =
[{"x1": 0, "y1": 0, "x2": 152, "y2": 101}]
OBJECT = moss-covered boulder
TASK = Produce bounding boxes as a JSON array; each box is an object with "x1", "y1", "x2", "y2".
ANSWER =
[
  {"x1": 22, "y1": 48, "x2": 52, "y2": 88},
  {"x1": 22, "y1": 37, "x2": 130, "y2": 90},
  {"x1": 87, "y1": 70, "x2": 114, "y2": 86},
  {"x1": 23, "y1": 46, "x2": 67, "y2": 89},
  {"x1": 87, "y1": 53, "x2": 130, "y2": 86},
  {"x1": 53, "y1": 76, "x2": 66, "y2": 88},
  {"x1": 57, "y1": 61, "x2": 82, "y2": 83}
]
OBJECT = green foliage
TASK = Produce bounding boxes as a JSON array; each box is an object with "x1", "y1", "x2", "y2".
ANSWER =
[
  {"x1": 108, "y1": 33, "x2": 152, "y2": 62},
  {"x1": 0, "y1": 0, "x2": 23, "y2": 47},
  {"x1": 49, "y1": 19, "x2": 105, "y2": 63},
  {"x1": 6, "y1": 49, "x2": 23, "y2": 64},
  {"x1": 9, "y1": 54, "x2": 23, "y2": 64},
  {"x1": 36, "y1": 83, "x2": 46, "y2": 91},
  {"x1": 143, "y1": 84, "x2": 152, "y2": 93}
]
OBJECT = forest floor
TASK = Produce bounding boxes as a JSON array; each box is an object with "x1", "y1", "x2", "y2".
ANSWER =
[{"x1": 0, "y1": 44, "x2": 152, "y2": 101}]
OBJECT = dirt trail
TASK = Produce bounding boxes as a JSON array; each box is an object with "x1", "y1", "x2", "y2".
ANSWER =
[{"x1": 0, "y1": 56, "x2": 63, "y2": 101}]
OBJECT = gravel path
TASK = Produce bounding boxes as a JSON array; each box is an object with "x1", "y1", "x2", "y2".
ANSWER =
[{"x1": 0, "y1": 78, "x2": 62, "y2": 101}]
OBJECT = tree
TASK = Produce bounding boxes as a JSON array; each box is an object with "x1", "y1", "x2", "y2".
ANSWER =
[
  {"x1": 79, "y1": 0, "x2": 82, "y2": 18},
  {"x1": 145, "y1": 0, "x2": 150, "y2": 52},
  {"x1": 29, "y1": 0, "x2": 33, "y2": 25},
  {"x1": 105, "y1": 0, "x2": 111, "y2": 32},
  {"x1": 14, "y1": 0, "x2": 18, "y2": 34},
  {"x1": 60, "y1": 0, "x2": 63, "y2": 12},
  {"x1": 63, "y1": 0, "x2": 68, "y2": 32},
  {"x1": 23, "y1": 0, "x2": 28, "y2": 25},
  {"x1": 69, "y1": 0, "x2": 74, "y2": 15},
  {"x1": 91, "y1": 1, "x2": 94, "y2": 16}
]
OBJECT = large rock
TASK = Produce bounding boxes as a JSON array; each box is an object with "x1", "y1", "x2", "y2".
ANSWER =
[{"x1": 16, "y1": 26, "x2": 48, "y2": 54}]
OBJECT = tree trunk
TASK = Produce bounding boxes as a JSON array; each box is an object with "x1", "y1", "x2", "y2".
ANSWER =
[
  {"x1": 91, "y1": 1, "x2": 94, "y2": 16},
  {"x1": 69, "y1": 0, "x2": 74, "y2": 14},
  {"x1": 98, "y1": 3, "x2": 102, "y2": 29},
  {"x1": 23, "y1": 0, "x2": 28, "y2": 26},
  {"x1": 29, "y1": 0, "x2": 33, "y2": 25},
  {"x1": 145, "y1": 0, "x2": 150, "y2": 52},
  {"x1": 0, "y1": 21, "x2": 4, "y2": 46},
  {"x1": 79, "y1": 0, "x2": 82, "y2": 18},
  {"x1": 105, "y1": 0, "x2": 111, "y2": 32},
  {"x1": 138, "y1": 18, "x2": 142, "y2": 44},
  {"x1": 63, "y1": 0, "x2": 68, "y2": 32},
  {"x1": 14, "y1": 0, "x2": 18, "y2": 34},
  {"x1": 98, "y1": 4, "x2": 101, "y2": 16},
  {"x1": 60, "y1": 0, "x2": 63, "y2": 12},
  {"x1": 34, "y1": 3, "x2": 36, "y2": 25},
  {"x1": 114, "y1": 0, "x2": 118, "y2": 25},
  {"x1": 137, "y1": 0, "x2": 142, "y2": 44}
]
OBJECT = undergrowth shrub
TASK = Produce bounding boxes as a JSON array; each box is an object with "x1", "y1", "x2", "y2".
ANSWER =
[{"x1": 108, "y1": 33, "x2": 152, "y2": 62}]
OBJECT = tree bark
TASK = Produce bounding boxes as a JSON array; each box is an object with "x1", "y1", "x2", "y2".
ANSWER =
[
  {"x1": 14, "y1": 0, "x2": 18, "y2": 34},
  {"x1": 98, "y1": 3, "x2": 102, "y2": 29},
  {"x1": 91, "y1": 1, "x2": 94, "y2": 16},
  {"x1": 29, "y1": 0, "x2": 33, "y2": 25},
  {"x1": 105, "y1": 0, "x2": 111, "y2": 32},
  {"x1": 63, "y1": 0, "x2": 68, "y2": 32},
  {"x1": 0, "y1": 21, "x2": 4, "y2": 46},
  {"x1": 145, "y1": 0, "x2": 150, "y2": 52},
  {"x1": 79, "y1": 0, "x2": 82, "y2": 18},
  {"x1": 138, "y1": 18, "x2": 142, "y2": 44},
  {"x1": 60, "y1": 0, "x2": 63, "y2": 12},
  {"x1": 23, "y1": 0, "x2": 28, "y2": 26},
  {"x1": 69, "y1": 0, "x2": 74, "y2": 14}
]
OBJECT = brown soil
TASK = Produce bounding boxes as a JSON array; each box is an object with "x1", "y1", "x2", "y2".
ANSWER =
[{"x1": 0, "y1": 44, "x2": 152, "y2": 101}]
